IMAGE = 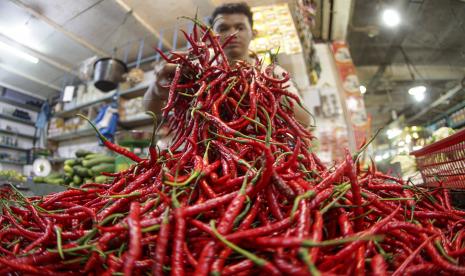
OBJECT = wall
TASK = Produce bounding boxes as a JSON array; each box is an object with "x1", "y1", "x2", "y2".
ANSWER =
[{"x1": 308, "y1": 43, "x2": 351, "y2": 163}]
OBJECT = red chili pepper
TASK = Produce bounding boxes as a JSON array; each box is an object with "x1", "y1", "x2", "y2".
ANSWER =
[
  {"x1": 78, "y1": 114, "x2": 143, "y2": 163},
  {"x1": 153, "y1": 209, "x2": 170, "y2": 276},
  {"x1": 310, "y1": 210, "x2": 323, "y2": 262},
  {"x1": 217, "y1": 174, "x2": 249, "y2": 234},
  {"x1": 370, "y1": 254, "x2": 387, "y2": 276},
  {"x1": 193, "y1": 241, "x2": 216, "y2": 276},
  {"x1": 171, "y1": 208, "x2": 187, "y2": 276},
  {"x1": 265, "y1": 185, "x2": 284, "y2": 220},
  {"x1": 222, "y1": 259, "x2": 255, "y2": 275},
  {"x1": 123, "y1": 202, "x2": 141, "y2": 275},
  {"x1": 182, "y1": 191, "x2": 238, "y2": 217}
]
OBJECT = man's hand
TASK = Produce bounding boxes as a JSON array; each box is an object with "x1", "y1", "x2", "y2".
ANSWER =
[{"x1": 144, "y1": 52, "x2": 189, "y2": 113}]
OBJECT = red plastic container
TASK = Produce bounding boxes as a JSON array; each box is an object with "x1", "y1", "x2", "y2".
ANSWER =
[{"x1": 411, "y1": 129, "x2": 465, "y2": 188}]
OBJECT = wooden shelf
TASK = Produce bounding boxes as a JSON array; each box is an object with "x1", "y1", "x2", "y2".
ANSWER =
[
  {"x1": 0, "y1": 144, "x2": 30, "y2": 152},
  {"x1": 450, "y1": 121, "x2": 465, "y2": 130},
  {"x1": 119, "y1": 115, "x2": 153, "y2": 129},
  {"x1": 120, "y1": 84, "x2": 150, "y2": 99},
  {"x1": 0, "y1": 113, "x2": 35, "y2": 126},
  {"x1": 0, "y1": 159, "x2": 27, "y2": 165},
  {"x1": 53, "y1": 84, "x2": 149, "y2": 118},
  {"x1": 0, "y1": 97, "x2": 41, "y2": 112},
  {"x1": 54, "y1": 94, "x2": 116, "y2": 118},
  {"x1": 48, "y1": 128, "x2": 96, "y2": 142},
  {"x1": 49, "y1": 157, "x2": 68, "y2": 163},
  {"x1": 0, "y1": 128, "x2": 35, "y2": 139}
]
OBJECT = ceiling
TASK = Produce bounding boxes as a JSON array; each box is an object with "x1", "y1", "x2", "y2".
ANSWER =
[
  {"x1": 2, "y1": 0, "x2": 463, "y2": 132},
  {"x1": 346, "y1": 0, "x2": 465, "y2": 130},
  {"x1": 0, "y1": 0, "x2": 289, "y2": 100}
]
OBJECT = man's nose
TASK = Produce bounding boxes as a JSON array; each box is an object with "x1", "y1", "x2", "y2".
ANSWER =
[{"x1": 226, "y1": 28, "x2": 240, "y2": 37}]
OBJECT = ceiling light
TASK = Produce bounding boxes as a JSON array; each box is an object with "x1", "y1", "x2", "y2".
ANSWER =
[
  {"x1": 0, "y1": 25, "x2": 36, "y2": 47},
  {"x1": 360, "y1": 85, "x2": 366, "y2": 94},
  {"x1": 382, "y1": 152, "x2": 390, "y2": 160},
  {"x1": 405, "y1": 134, "x2": 412, "y2": 143},
  {"x1": 375, "y1": 155, "x2": 383, "y2": 162},
  {"x1": 413, "y1": 92, "x2": 425, "y2": 102},
  {"x1": 382, "y1": 9, "x2": 401, "y2": 27},
  {"x1": 0, "y1": 41, "x2": 39, "y2": 63},
  {"x1": 408, "y1": 85, "x2": 426, "y2": 95},
  {"x1": 408, "y1": 85, "x2": 426, "y2": 102},
  {"x1": 387, "y1": 128, "x2": 401, "y2": 139}
]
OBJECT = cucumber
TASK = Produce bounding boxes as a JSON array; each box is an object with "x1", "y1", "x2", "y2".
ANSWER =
[
  {"x1": 33, "y1": 176, "x2": 45, "y2": 183},
  {"x1": 82, "y1": 156, "x2": 115, "y2": 168},
  {"x1": 75, "y1": 149, "x2": 94, "y2": 158},
  {"x1": 63, "y1": 165, "x2": 73, "y2": 174},
  {"x1": 64, "y1": 159, "x2": 76, "y2": 166},
  {"x1": 73, "y1": 166, "x2": 91, "y2": 177},
  {"x1": 95, "y1": 175, "x2": 111, "y2": 184},
  {"x1": 47, "y1": 172, "x2": 62, "y2": 179},
  {"x1": 91, "y1": 163, "x2": 115, "y2": 176},
  {"x1": 73, "y1": 175, "x2": 82, "y2": 185},
  {"x1": 45, "y1": 178, "x2": 65, "y2": 185},
  {"x1": 84, "y1": 153, "x2": 109, "y2": 160},
  {"x1": 64, "y1": 175, "x2": 73, "y2": 185}
]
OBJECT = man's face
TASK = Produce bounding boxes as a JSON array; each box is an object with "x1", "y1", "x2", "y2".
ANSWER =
[{"x1": 212, "y1": 13, "x2": 253, "y2": 60}]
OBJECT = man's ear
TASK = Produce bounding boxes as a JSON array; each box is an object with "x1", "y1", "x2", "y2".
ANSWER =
[{"x1": 252, "y1": 29, "x2": 258, "y2": 38}]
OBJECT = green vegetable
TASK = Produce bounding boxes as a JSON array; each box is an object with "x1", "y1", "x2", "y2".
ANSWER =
[
  {"x1": 73, "y1": 175, "x2": 82, "y2": 186},
  {"x1": 64, "y1": 159, "x2": 76, "y2": 167},
  {"x1": 45, "y1": 178, "x2": 65, "y2": 185},
  {"x1": 63, "y1": 165, "x2": 73, "y2": 174},
  {"x1": 73, "y1": 166, "x2": 91, "y2": 177},
  {"x1": 84, "y1": 153, "x2": 109, "y2": 160},
  {"x1": 0, "y1": 170, "x2": 27, "y2": 182},
  {"x1": 75, "y1": 149, "x2": 94, "y2": 158},
  {"x1": 32, "y1": 176, "x2": 45, "y2": 183},
  {"x1": 90, "y1": 163, "x2": 115, "y2": 176},
  {"x1": 47, "y1": 172, "x2": 62, "y2": 179},
  {"x1": 82, "y1": 156, "x2": 115, "y2": 168},
  {"x1": 95, "y1": 175, "x2": 112, "y2": 184}
]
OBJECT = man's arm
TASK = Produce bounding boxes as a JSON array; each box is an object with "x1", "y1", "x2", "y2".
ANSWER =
[
  {"x1": 143, "y1": 62, "x2": 178, "y2": 113},
  {"x1": 274, "y1": 66, "x2": 311, "y2": 127}
]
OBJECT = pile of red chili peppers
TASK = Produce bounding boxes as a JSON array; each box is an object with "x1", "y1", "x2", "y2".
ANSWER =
[{"x1": 1, "y1": 22, "x2": 465, "y2": 276}]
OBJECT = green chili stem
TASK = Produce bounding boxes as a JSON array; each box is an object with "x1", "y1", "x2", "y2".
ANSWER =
[
  {"x1": 77, "y1": 114, "x2": 107, "y2": 142},
  {"x1": 164, "y1": 170, "x2": 201, "y2": 186},
  {"x1": 301, "y1": 235, "x2": 384, "y2": 247},
  {"x1": 320, "y1": 185, "x2": 351, "y2": 214},
  {"x1": 298, "y1": 248, "x2": 321, "y2": 276},
  {"x1": 55, "y1": 226, "x2": 64, "y2": 259},
  {"x1": 142, "y1": 224, "x2": 161, "y2": 233},
  {"x1": 435, "y1": 240, "x2": 458, "y2": 264},
  {"x1": 291, "y1": 190, "x2": 316, "y2": 219},
  {"x1": 100, "y1": 192, "x2": 141, "y2": 198},
  {"x1": 210, "y1": 220, "x2": 267, "y2": 267}
]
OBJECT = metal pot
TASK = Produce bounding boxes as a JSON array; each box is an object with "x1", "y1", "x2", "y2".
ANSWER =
[{"x1": 93, "y1": 58, "x2": 128, "y2": 92}]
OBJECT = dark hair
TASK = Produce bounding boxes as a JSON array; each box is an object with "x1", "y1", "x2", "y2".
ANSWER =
[{"x1": 210, "y1": 2, "x2": 253, "y2": 28}]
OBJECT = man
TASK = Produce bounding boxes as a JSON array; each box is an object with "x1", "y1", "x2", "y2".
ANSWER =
[{"x1": 144, "y1": 2, "x2": 310, "y2": 127}]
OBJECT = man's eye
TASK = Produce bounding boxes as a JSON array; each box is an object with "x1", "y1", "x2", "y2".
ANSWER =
[
  {"x1": 218, "y1": 27, "x2": 228, "y2": 32},
  {"x1": 237, "y1": 26, "x2": 245, "y2": 31}
]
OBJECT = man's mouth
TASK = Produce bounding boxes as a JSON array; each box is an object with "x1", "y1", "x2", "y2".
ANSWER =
[{"x1": 226, "y1": 42, "x2": 241, "y2": 48}]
